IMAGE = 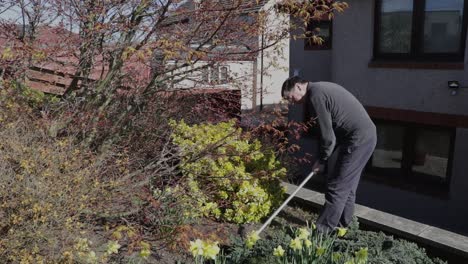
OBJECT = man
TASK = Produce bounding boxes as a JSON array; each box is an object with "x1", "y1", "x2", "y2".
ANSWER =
[{"x1": 281, "y1": 76, "x2": 377, "y2": 233}]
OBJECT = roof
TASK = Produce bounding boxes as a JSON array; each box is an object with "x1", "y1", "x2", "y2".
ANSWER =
[
  {"x1": 159, "y1": 0, "x2": 264, "y2": 62},
  {"x1": 162, "y1": 0, "x2": 268, "y2": 26}
]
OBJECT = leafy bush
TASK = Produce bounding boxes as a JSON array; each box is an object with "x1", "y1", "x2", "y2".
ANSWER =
[
  {"x1": 0, "y1": 118, "x2": 108, "y2": 262},
  {"x1": 0, "y1": 84, "x2": 153, "y2": 263},
  {"x1": 169, "y1": 120, "x2": 286, "y2": 224}
]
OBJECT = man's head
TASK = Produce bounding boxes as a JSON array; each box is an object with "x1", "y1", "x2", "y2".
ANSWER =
[{"x1": 281, "y1": 76, "x2": 308, "y2": 103}]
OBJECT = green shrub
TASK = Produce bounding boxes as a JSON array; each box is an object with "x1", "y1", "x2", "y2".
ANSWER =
[
  {"x1": 334, "y1": 226, "x2": 447, "y2": 264},
  {"x1": 169, "y1": 120, "x2": 286, "y2": 224}
]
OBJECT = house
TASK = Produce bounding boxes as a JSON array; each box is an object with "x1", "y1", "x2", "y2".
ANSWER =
[
  {"x1": 160, "y1": 0, "x2": 290, "y2": 110},
  {"x1": 0, "y1": 24, "x2": 155, "y2": 94},
  {"x1": 288, "y1": 0, "x2": 468, "y2": 235}
]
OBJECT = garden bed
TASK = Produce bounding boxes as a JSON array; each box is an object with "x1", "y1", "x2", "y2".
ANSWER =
[{"x1": 158, "y1": 204, "x2": 448, "y2": 264}]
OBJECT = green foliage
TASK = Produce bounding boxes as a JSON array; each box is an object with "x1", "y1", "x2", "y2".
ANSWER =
[
  {"x1": 189, "y1": 225, "x2": 366, "y2": 264},
  {"x1": 185, "y1": 218, "x2": 447, "y2": 264},
  {"x1": 169, "y1": 119, "x2": 287, "y2": 224},
  {"x1": 334, "y1": 227, "x2": 447, "y2": 264},
  {"x1": 202, "y1": 222, "x2": 445, "y2": 264}
]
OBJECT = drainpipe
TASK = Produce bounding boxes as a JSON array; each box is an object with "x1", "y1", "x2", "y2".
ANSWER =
[
  {"x1": 260, "y1": 32, "x2": 264, "y2": 111},
  {"x1": 252, "y1": 58, "x2": 257, "y2": 109}
]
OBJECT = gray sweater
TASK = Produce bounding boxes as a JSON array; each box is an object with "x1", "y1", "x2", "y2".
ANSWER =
[{"x1": 306, "y1": 82, "x2": 376, "y2": 163}]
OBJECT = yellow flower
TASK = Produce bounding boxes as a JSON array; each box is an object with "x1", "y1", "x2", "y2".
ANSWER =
[
  {"x1": 332, "y1": 252, "x2": 342, "y2": 262},
  {"x1": 202, "y1": 241, "x2": 220, "y2": 260},
  {"x1": 337, "y1": 227, "x2": 347, "y2": 237},
  {"x1": 289, "y1": 237, "x2": 302, "y2": 251},
  {"x1": 355, "y1": 247, "x2": 368, "y2": 263},
  {"x1": 139, "y1": 241, "x2": 151, "y2": 258},
  {"x1": 316, "y1": 246, "x2": 325, "y2": 256},
  {"x1": 298, "y1": 228, "x2": 310, "y2": 240},
  {"x1": 245, "y1": 231, "x2": 260, "y2": 249},
  {"x1": 304, "y1": 239, "x2": 312, "y2": 248},
  {"x1": 106, "y1": 240, "x2": 121, "y2": 255},
  {"x1": 62, "y1": 251, "x2": 73, "y2": 260},
  {"x1": 87, "y1": 251, "x2": 97, "y2": 263},
  {"x1": 190, "y1": 239, "x2": 204, "y2": 256},
  {"x1": 139, "y1": 248, "x2": 151, "y2": 259},
  {"x1": 273, "y1": 245, "x2": 285, "y2": 257}
]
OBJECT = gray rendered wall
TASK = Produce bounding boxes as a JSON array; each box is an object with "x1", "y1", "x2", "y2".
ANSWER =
[
  {"x1": 331, "y1": 0, "x2": 468, "y2": 113},
  {"x1": 288, "y1": 17, "x2": 332, "y2": 183},
  {"x1": 290, "y1": 0, "x2": 468, "y2": 235},
  {"x1": 333, "y1": 0, "x2": 468, "y2": 235}
]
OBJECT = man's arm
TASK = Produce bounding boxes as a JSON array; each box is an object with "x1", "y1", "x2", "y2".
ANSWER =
[{"x1": 310, "y1": 93, "x2": 336, "y2": 164}]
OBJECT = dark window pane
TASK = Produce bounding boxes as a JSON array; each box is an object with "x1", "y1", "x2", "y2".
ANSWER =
[
  {"x1": 202, "y1": 68, "x2": 209, "y2": 83},
  {"x1": 305, "y1": 20, "x2": 332, "y2": 49},
  {"x1": 373, "y1": 123, "x2": 404, "y2": 171},
  {"x1": 379, "y1": 0, "x2": 414, "y2": 53},
  {"x1": 220, "y1": 66, "x2": 228, "y2": 83},
  {"x1": 412, "y1": 128, "x2": 451, "y2": 179},
  {"x1": 316, "y1": 23, "x2": 331, "y2": 41},
  {"x1": 210, "y1": 66, "x2": 218, "y2": 83},
  {"x1": 423, "y1": 0, "x2": 464, "y2": 53}
]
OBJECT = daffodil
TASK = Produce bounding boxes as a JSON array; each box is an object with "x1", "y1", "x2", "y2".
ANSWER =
[
  {"x1": 106, "y1": 240, "x2": 121, "y2": 255},
  {"x1": 304, "y1": 239, "x2": 312, "y2": 248},
  {"x1": 332, "y1": 252, "x2": 342, "y2": 263},
  {"x1": 190, "y1": 239, "x2": 204, "y2": 257},
  {"x1": 355, "y1": 247, "x2": 368, "y2": 264},
  {"x1": 139, "y1": 248, "x2": 151, "y2": 259},
  {"x1": 337, "y1": 227, "x2": 348, "y2": 237},
  {"x1": 297, "y1": 228, "x2": 310, "y2": 240},
  {"x1": 245, "y1": 231, "x2": 260, "y2": 249},
  {"x1": 289, "y1": 237, "x2": 302, "y2": 251},
  {"x1": 273, "y1": 245, "x2": 285, "y2": 257},
  {"x1": 316, "y1": 246, "x2": 325, "y2": 256},
  {"x1": 202, "y1": 241, "x2": 220, "y2": 260}
]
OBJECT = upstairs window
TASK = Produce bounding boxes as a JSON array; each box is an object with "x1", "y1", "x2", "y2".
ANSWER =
[
  {"x1": 305, "y1": 19, "x2": 332, "y2": 50},
  {"x1": 201, "y1": 65, "x2": 230, "y2": 85},
  {"x1": 374, "y1": 0, "x2": 468, "y2": 61}
]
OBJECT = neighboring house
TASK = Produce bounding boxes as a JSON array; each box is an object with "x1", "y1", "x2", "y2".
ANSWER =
[
  {"x1": 288, "y1": 0, "x2": 468, "y2": 235},
  {"x1": 161, "y1": 0, "x2": 290, "y2": 110},
  {"x1": 0, "y1": 24, "x2": 153, "y2": 94}
]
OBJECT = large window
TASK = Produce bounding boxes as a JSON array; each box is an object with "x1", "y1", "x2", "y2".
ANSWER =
[
  {"x1": 305, "y1": 19, "x2": 332, "y2": 50},
  {"x1": 366, "y1": 120, "x2": 455, "y2": 195},
  {"x1": 374, "y1": 0, "x2": 468, "y2": 61}
]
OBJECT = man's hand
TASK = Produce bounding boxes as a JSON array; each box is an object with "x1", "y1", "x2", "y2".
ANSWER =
[{"x1": 312, "y1": 160, "x2": 325, "y2": 173}]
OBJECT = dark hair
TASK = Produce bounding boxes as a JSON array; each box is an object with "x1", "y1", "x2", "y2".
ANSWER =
[{"x1": 281, "y1": 76, "x2": 307, "y2": 98}]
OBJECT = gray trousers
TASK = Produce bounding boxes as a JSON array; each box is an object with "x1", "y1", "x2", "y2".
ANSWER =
[{"x1": 316, "y1": 135, "x2": 377, "y2": 232}]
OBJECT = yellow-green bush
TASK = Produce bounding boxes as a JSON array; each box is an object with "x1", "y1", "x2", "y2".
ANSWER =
[{"x1": 169, "y1": 120, "x2": 286, "y2": 224}]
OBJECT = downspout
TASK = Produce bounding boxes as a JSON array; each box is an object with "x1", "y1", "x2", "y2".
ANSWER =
[
  {"x1": 252, "y1": 58, "x2": 257, "y2": 109},
  {"x1": 260, "y1": 32, "x2": 264, "y2": 111}
]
